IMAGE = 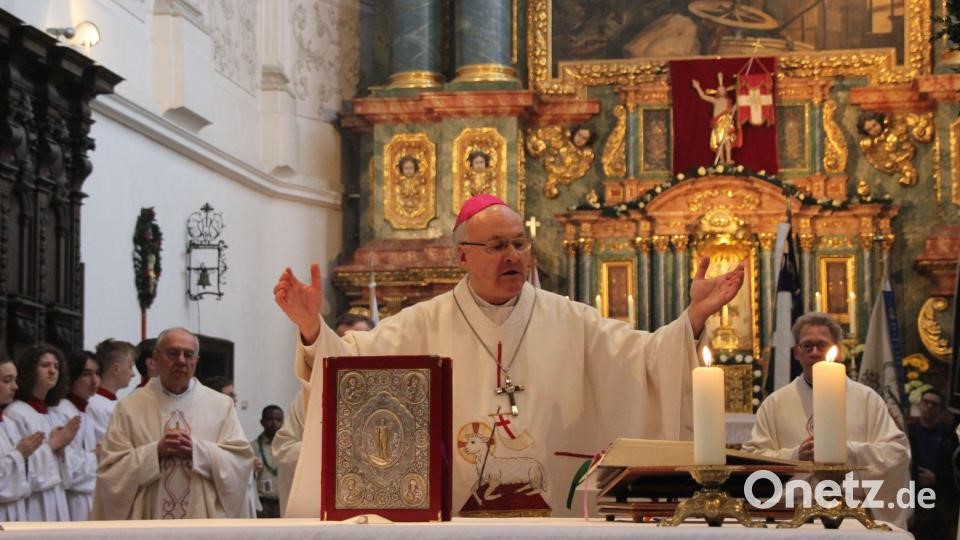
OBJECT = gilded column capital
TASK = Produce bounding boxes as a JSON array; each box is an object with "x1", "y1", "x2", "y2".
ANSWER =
[
  {"x1": 633, "y1": 236, "x2": 650, "y2": 254},
  {"x1": 859, "y1": 233, "x2": 875, "y2": 251},
  {"x1": 563, "y1": 239, "x2": 579, "y2": 257},
  {"x1": 670, "y1": 234, "x2": 689, "y2": 251},
  {"x1": 757, "y1": 232, "x2": 776, "y2": 251},
  {"x1": 579, "y1": 237, "x2": 595, "y2": 255},
  {"x1": 651, "y1": 235, "x2": 670, "y2": 253},
  {"x1": 798, "y1": 233, "x2": 816, "y2": 252},
  {"x1": 879, "y1": 233, "x2": 896, "y2": 252}
]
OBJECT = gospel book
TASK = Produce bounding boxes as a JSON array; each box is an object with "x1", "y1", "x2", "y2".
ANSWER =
[{"x1": 320, "y1": 356, "x2": 452, "y2": 522}]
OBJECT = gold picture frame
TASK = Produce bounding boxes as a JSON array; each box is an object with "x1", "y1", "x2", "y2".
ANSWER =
[
  {"x1": 527, "y1": 0, "x2": 931, "y2": 96},
  {"x1": 452, "y1": 128, "x2": 508, "y2": 215},
  {"x1": 817, "y1": 255, "x2": 857, "y2": 325},
  {"x1": 383, "y1": 133, "x2": 437, "y2": 230},
  {"x1": 599, "y1": 260, "x2": 635, "y2": 323}
]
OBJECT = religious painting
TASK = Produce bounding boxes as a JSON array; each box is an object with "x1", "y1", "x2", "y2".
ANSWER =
[
  {"x1": 599, "y1": 260, "x2": 636, "y2": 325},
  {"x1": 817, "y1": 255, "x2": 856, "y2": 326},
  {"x1": 777, "y1": 104, "x2": 810, "y2": 172},
  {"x1": 384, "y1": 133, "x2": 437, "y2": 230},
  {"x1": 452, "y1": 128, "x2": 508, "y2": 215},
  {"x1": 639, "y1": 108, "x2": 671, "y2": 175},
  {"x1": 528, "y1": 0, "x2": 928, "y2": 94},
  {"x1": 950, "y1": 117, "x2": 960, "y2": 206},
  {"x1": 549, "y1": 0, "x2": 907, "y2": 67},
  {"x1": 722, "y1": 364, "x2": 755, "y2": 414}
]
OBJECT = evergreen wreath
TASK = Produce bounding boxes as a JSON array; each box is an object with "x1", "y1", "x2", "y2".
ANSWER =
[{"x1": 133, "y1": 207, "x2": 163, "y2": 311}]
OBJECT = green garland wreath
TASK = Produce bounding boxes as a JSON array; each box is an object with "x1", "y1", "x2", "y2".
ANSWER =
[{"x1": 133, "y1": 208, "x2": 163, "y2": 311}]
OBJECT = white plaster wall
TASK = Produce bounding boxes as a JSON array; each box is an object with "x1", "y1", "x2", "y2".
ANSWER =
[{"x1": 0, "y1": 0, "x2": 360, "y2": 436}]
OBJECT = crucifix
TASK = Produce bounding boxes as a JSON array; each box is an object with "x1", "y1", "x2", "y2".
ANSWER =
[
  {"x1": 525, "y1": 216, "x2": 541, "y2": 240},
  {"x1": 496, "y1": 376, "x2": 524, "y2": 416}
]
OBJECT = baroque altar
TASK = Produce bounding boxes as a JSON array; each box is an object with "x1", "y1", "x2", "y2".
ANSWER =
[{"x1": 335, "y1": 0, "x2": 960, "y2": 413}]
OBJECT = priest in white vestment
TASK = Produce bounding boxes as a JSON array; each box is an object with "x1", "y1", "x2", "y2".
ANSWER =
[
  {"x1": 742, "y1": 312, "x2": 911, "y2": 529},
  {"x1": 273, "y1": 195, "x2": 746, "y2": 518},
  {"x1": 273, "y1": 390, "x2": 304, "y2": 516},
  {"x1": 92, "y1": 327, "x2": 255, "y2": 520}
]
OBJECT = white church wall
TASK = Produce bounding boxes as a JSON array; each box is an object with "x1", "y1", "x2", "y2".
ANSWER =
[{"x1": 0, "y1": 0, "x2": 361, "y2": 436}]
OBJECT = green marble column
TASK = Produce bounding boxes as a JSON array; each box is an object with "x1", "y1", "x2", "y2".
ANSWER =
[
  {"x1": 637, "y1": 240, "x2": 651, "y2": 331},
  {"x1": 389, "y1": 0, "x2": 444, "y2": 88},
  {"x1": 453, "y1": 0, "x2": 516, "y2": 82}
]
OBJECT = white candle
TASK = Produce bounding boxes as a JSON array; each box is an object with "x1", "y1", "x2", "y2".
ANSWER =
[
  {"x1": 693, "y1": 348, "x2": 726, "y2": 465},
  {"x1": 595, "y1": 294, "x2": 602, "y2": 314},
  {"x1": 721, "y1": 304, "x2": 730, "y2": 326},
  {"x1": 628, "y1": 294, "x2": 636, "y2": 328},
  {"x1": 814, "y1": 291, "x2": 823, "y2": 312},
  {"x1": 813, "y1": 345, "x2": 846, "y2": 463},
  {"x1": 848, "y1": 291, "x2": 857, "y2": 336}
]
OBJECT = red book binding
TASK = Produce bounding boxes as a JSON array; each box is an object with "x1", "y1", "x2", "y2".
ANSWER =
[{"x1": 321, "y1": 355, "x2": 452, "y2": 521}]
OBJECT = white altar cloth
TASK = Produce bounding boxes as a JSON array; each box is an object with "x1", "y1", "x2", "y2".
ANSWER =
[{"x1": 0, "y1": 517, "x2": 911, "y2": 539}]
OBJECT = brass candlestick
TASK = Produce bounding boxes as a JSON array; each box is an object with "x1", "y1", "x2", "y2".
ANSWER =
[
  {"x1": 658, "y1": 465, "x2": 766, "y2": 528},
  {"x1": 776, "y1": 463, "x2": 891, "y2": 531}
]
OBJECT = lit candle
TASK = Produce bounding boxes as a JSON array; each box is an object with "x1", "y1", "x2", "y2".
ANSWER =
[
  {"x1": 848, "y1": 291, "x2": 857, "y2": 336},
  {"x1": 595, "y1": 294, "x2": 602, "y2": 314},
  {"x1": 628, "y1": 294, "x2": 636, "y2": 328},
  {"x1": 813, "y1": 345, "x2": 846, "y2": 463},
  {"x1": 693, "y1": 347, "x2": 726, "y2": 465},
  {"x1": 814, "y1": 291, "x2": 823, "y2": 312}
]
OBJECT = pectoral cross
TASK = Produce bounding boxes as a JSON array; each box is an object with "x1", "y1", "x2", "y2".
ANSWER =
[{"x1": 496, "y1": 376, "x2": 524, "y2": 416}]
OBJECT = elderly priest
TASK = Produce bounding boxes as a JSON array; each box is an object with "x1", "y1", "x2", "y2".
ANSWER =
[
  {"x1": 741, "y1": 312, "x2": 911, "y2": 528},
  {"x1": 92, "y1": 327, "x2": 255, "y2": 519},
  {"x1": 273, "y1": 194, "x2": 745, "y2": 517}
]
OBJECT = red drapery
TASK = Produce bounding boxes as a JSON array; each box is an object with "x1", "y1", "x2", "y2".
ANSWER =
[{"x1": 669, "y1": 57, "x2": 779, "y2": 174}]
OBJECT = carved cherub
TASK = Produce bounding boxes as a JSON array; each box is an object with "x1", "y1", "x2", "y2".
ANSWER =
[
  {"x1": 856, "y1": 111, "x2": 932, "y2": 186},
  {"x1": 526, "y1": 124, "x2": 596, "y2": 199}
]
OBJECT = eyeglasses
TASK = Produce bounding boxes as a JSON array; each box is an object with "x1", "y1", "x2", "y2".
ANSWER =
[
  {"x1": 160, "y1": 348, "x2": 197, "y2": 361},
  {"x1": 796, "y1": 341, "x2": 831, "y2": 353},
  {"x1": 459, "y1": 237, "x2": 532, "y2": 254}
]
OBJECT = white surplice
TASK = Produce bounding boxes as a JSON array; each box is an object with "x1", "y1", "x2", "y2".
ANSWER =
[
  {"x1": 4, "y1": 400, "x2": 70, "y2": 521},
  {"x1": 49, "y1": 399, "x2": 97, "y2": 520},
  {"x1": 272, "y1": 390, "x2": 304, "y2": 517},
  {"x1": 741, "y1": 376, "x2": 912, "y2": 528},
  {"x1": 91, "y1": 378, "x2": 255, "y2": 520},
  {"x1": 288, "y1": 278, "x2": 702, "y2": 517},
  {"x1": 86, "y1": 392, "x2": 116, "y2": 446},
  {"x1": 0, "y1": 418, "x2": 30, "y2": 521}
]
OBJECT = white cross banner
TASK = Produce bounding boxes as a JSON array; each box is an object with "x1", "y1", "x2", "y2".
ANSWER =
[{"x1": 737, "y1": 73, "x2": 775, "y2": 127}]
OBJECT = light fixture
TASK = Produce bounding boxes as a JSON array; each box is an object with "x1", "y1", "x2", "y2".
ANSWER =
[
  {"x1": 73, "y1": 21, "x2": 100, "y2": 48},
  {"x1": 46, "y1": 27, "x2": 75, "y2": 40}
]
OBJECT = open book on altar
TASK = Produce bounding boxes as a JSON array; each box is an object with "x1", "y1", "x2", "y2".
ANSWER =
[
  {"x1": 320, "y1": 356, "x2": 452, "y2": 522},
  {"x1": 589, "y1": 438, "x2": 803, "y2": 508}
]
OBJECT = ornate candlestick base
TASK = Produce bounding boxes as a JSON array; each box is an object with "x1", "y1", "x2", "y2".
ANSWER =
[
  {"x1": 776, "y1": 463, "x2": 891, "y2": 531},
  {"x1": 658, "y1": 466, "x2": 766, "y2": 528}
]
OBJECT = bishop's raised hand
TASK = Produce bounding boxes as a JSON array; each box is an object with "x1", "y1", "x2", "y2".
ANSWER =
[
  {"x1": 687, "y1": 256, "x2": 746, "y2": 337},
  {"x1": 273, "y1": 263, "x2": 324, "y2": 344}
]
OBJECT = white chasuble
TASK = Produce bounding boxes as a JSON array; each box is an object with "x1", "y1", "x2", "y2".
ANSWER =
[
  {"x1": 742, "y1": 377, "x2": 912, "y2": 528},
  {"x1": 4, "y1": 400, "x2": 69, "y2": 521},
  {"x1": 287, "y1": 278, "x2": 702, "y2": 517},
  {"x1": 0, "y1": 418, "x2": 29, "y2": 521},
  {"x1": 272, "y1": 390, "x2": 304, "y2": 517},
  {"x1": 92, "y1": 378, "x2": 255, "y2": 520},
  {"x1": 50, "y1": 399, "x2": 97, "y2": 520}
]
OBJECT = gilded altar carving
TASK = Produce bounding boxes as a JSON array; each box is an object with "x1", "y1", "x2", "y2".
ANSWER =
[
  {"x1": 651, "y1": 235, "x2": 670, "y2": 253},
  {"x1": 822, "y1": 99, "x2": 848, "y2": 173},
  {"x1": 384, "y1": 134, "x2": 436, "y2": 229},
  {"x1": 757, "y1": 232, "x2": 776, "y2": 251},
  {"x1": 918, "y1": 297, "x2": 952, "y2": 360},
  {"x1": 526, "y1": 125, "x2": 596, "y2": 199},
  {"x1": 950, "y1": 117, "x2": 960, "y2": 206},
  {"x1": 601, "y1": 105, "x2": 627, "y2": 178},
  {"x1": 526, "y1": 0, "x2": 931, "y2": 96},
  {"x1": 452, "y1": 128, "x2": 508, "y2": 214},
  {"x1": 687, "y1": 189, "x2": 760, "y2": 214},
  {"x1": 516, "y1": 131, "x2": 526, "y2": 216},
  {"x1": 857, "y1": 111, "x2": 933, "y2": 186}
]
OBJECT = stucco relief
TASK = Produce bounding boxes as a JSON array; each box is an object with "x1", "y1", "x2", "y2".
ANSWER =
[
  {"x1": 205, "y1": 0, "x2": 259, "y2": 95},
  {"x1": 291, "y1": 0, "x2": 360, "y2": 120}
]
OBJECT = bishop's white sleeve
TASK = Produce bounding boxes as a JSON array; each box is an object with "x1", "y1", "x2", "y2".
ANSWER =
[{"x1": 741, "y1": 399, "x2": 802, "y2": 460}]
